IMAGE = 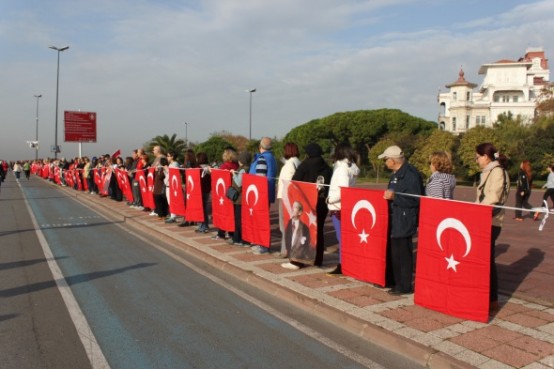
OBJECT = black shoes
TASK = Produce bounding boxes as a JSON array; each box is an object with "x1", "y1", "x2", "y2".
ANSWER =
[
  {"x1": 387, "y1": 288, "x2": 413, "y2": 296},
  {"x1": 327, "y1": 264, "x2": 342, "y2": 276}
]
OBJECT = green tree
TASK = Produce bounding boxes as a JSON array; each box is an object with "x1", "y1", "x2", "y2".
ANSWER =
[
  {"x1": 458, "y1": 126, "x2": 498, "y2": 180},
  {"x1": 411, "y1": 130, "x2": 460, "y2": 178},
  {"x1": 145, "y1": 134, "x2": 186, "y2": 162},
  {"x1": 367, "y1": 138, "x2": 396, "y2": 183},
  {"x1": 194, "y1": 135, "x2": 234, "y2": 164}
]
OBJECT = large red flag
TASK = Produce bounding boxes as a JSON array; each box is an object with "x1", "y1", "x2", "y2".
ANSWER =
[
  {"x1": 100, "y1": 168, "x2": 112, "y2": 196},
  {"x1": 168, "y1": 167, "x2": 186, "y2": 216},
  {"x1": 93, "y1": 168, "x2": 103, "y2": 189},
  {"x1": 136, "y1": 169, "x2": 154, "y2": 209},
  {"x1": 211, "y1": 169, "x2": 235, "y2": 232},
  {"x1": 415, "y1": 197, "x2": 492, "y2": 322},
  {"x1": 241, "y1": 174, "x2": 270, "y2": 247},
  {"x1": 185, "y1": 168, "x2": 204, "y2": 222},
  {"x1": 341, "y1": 187, "x2": 389, "y2": 285},
  {"x1": 115, "y1": 168, "x2": 133, "y2": 202},
  {"x1": 281, "y1": 180, "x2": 318, "y2": 264}
]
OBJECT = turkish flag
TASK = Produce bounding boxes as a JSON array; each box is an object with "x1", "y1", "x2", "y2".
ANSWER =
[
  {"x1": 241, "y1": 174, "x2": 270, "y2": 247},
  {"x1": 41, "y1": 165, "x2": 49, "y2": 179},
  {"x1": 115, "y1": 168, "x2": 133, "y2": 202},
  {"x1": 341, "y1": 187, "x2": 389, "y2": 285},
  {"x1": 93, "y1": 168, "x2": 102, "y2": 188},
  {"x1": 137, "y1": 169, "x2": 154, "y2": 209},
  {"x1": 168, "y1": 167, "x2": 186, "y2": 216},
  {"x1": 185, "y1": 168, "x2": 204, "y2": 222},
  {"x1": 281, "y1": 180, "x2": 318, "y2": 264},
  {"x1": 111, "y1": 149, "x2": 121, "y2": 159},
  {"x1": 415, "y1": 197, "x2": 492, "y2": 322},
  {"x1": 100, "y1": 168, "x2": 112, "y2": 196},
  {"x1": 54, "y1": 167, "x2": 61, "y2": 184},
  {"x1": 82, "y1": 171, "x2": 89, "y2": 191},
  {"x1": 75, "y1": 169, "x2": 83, "y2": 191},
  {"x1": 211, "y1": 169, "x2": 235, "y2": 232}
]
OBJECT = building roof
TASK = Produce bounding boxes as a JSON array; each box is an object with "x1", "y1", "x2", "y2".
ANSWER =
[{"x1": 445, "y1": 69, "x2": 477, "y2": 88}]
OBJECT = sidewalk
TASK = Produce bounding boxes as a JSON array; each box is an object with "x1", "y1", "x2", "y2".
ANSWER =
[{"x1": 66, "y1": 185, "x2": 554, "y2": 369}]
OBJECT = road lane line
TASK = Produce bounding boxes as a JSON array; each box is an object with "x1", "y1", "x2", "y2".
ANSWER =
[
  {"x1": 19, "y1": 182, "x2": 111, "y2": 369},
  {"x1": 126, "y1": 229, "x2": 386, "y2": 369}
]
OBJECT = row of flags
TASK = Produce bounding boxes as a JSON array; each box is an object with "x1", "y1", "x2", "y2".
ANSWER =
[{"x1": 33, "y1": 164, "x2": 493, "y2": 322}]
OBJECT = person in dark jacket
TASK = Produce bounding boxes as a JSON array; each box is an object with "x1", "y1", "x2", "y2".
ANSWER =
[
  {"x1": 514, "y1": 160, "x2": 533, "y2": 220},
  {"x1": 291, "y1": 143, "x2": 332, "y2": 267},
  {"x1": 380, "y1": 145, "x2": 424, "y2": 295}
]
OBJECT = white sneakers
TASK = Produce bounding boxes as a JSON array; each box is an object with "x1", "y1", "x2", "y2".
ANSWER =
[{"x1": 281, "y1": 262, "x2": 300, "y2": 270}]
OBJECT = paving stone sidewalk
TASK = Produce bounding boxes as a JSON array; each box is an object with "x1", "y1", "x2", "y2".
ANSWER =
[{"x1": 67, "y1": 184, "x2": 554, "y2": 369}]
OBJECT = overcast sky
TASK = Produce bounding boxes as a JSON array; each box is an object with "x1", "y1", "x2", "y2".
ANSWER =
[{"x1": 1, "y1": 0, "x2": 553, "y2": 161}]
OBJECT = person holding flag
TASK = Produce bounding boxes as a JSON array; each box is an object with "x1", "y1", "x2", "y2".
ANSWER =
[
  {"x1": 380, "y1": 145, "x2": 424, "y2": 295},
  {"x1": 326, "y1": 143, "x2": 360, "y2": 276},
  {"x1": 475, "y1": 142, "x2": 510, "y2": 312}
]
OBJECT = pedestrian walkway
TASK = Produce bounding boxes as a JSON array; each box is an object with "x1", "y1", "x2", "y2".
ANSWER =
[{"x1": 64, "y1": 184, "x2": 554, "y2": 369}]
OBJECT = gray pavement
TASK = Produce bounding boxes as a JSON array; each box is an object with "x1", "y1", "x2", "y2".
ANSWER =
[{"x1": 58, "y1": 180, "x2": 554, "y2": 369}]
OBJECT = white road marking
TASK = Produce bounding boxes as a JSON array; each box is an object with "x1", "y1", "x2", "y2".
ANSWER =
[{"x1": 19, "y1": 183, "x2": 111, "y2": 369}]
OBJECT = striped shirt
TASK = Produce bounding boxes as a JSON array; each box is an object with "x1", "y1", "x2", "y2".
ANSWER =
[{"x1": 426, "y1": 172, "x2": 456, "y2": 199}]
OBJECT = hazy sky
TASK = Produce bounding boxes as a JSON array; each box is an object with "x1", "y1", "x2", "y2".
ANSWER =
[{"x1": 1, "y1": 0, "x2": 553, "y2": 161}]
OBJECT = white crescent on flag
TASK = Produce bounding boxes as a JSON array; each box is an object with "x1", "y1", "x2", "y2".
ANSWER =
[
  {"x1": 139, "y1": 176, "x2": 147, "y2": 192},
  {"x1": 147, "y1": 172, "x2": 154, "y2": 191},
  {"x1": 171, "y1": 174, "x2": 179, "y2": 197},
  {"x1": 245, "y1": 184, "x2": 259, "y2": 206},
  {"x1": 351, "y1": 200, "x2": 377, "y2": 230},
  {"x1": 351, "y1": 199, "x2": 376, "y2": 244},
  {"x1": 187, "y1": 175, "x2": 194, "y2": 192},
  {"x1": 436, "y1": 217, "x2": 472, "y2": 272},
  {"x1": 215, "y1": 177, "x2": 226, "y2": 196}
]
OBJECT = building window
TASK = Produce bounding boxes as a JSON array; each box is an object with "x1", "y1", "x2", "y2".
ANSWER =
[
  {"x1": 482, "y1": 116, "x2": 486, "y2": 125},
  {"x1": 502, "y1": 96, "x2": 509, "y2": 102},
  {"x1": 476, "y1": 116, "x2": 481, "y2": 125},
  {"x1": 466, "y1": 115, "x2": 470, "y2": 129},
  {"x1": 452, "y1": 117, "x2": 457, "y2": 131},
  {"x1": 494, "y1": 95, "x2": 499, "y2": 102},
  {"x1": 513, "y1": 96, "x2": 519, "y2": 103},
  {"x1": 453, "y1": 92, "x2": 457, "y2": 101},
  {"x1": 466, "y1": 91, "x2": 471, "y2": 101}
]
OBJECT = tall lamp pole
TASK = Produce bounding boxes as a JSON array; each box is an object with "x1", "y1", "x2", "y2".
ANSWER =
[
  {"x1": 184, "y1": 122, "x2": 189, "y2": 148},
  {"x1": 248, "y1": 88, "x2": 256, "y2": 141},
  {"x1": 33, "y1": 94, "x2": 42, "y2": 160},
  {"x1": 49, "y1": 45, "x2": 69, "y2": 159}
]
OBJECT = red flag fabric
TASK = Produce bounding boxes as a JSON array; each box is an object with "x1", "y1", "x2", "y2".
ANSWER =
[
  {"x1": 93, "y1": 168, "x2": 103, "y2": 189},
  {"x1": 168, "y1": 167, "x2": 186, "y2": 216},
  {"x1": 115, "y1": 168, "x2": 133, "y2": 202},
  {"x1": 341, "y1": 187, "x2": 389, "y2": 285},
  {"x1": 82, "y1": 171, "x2": 89, "y2": 191},
  {"x1": 41, "y1": 165, "x2": 49, "y2": 179},
  {"x1": 112, "y1": 149, "x2": 121, "y2": 159},
  {"x1": 185, "y1": 168, "x2": 204, "y2": 222},
  {"x1": 75, "y1": 169, "x2": 83, "y2": 191},
  {"x1": 137, "y1": 169, "x2": 154, "y2": 209},
  {"x1": 415, "y1": 197, "x2": 492, "y2": 322},
  {"x1": 54, "y1": 167, "x2": 61, "y2": 184},
  {"x1": 281, "y1": 180, "x2": 318, "y2": 264},
  {"x1": 210, "y1": 169, "x2": 235, "y2": 232},
  {"x1": 100, "y1": 168, "x2": 112, "y2": 196},
  {"x1": 241, "y1": 174, "x2": 270, "y2": 247}
]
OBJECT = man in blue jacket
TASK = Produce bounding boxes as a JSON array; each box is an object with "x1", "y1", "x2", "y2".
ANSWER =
[
  {"x1": 249, "y1": 137, "x2": 277, "y2": 254},
  {"x1": 380, "y1": 145, "x2": 424, "y2": 295}
]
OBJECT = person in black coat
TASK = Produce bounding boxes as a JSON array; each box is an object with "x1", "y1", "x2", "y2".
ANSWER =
[{"x1": 291, "y1": 143, "x2": 332, "y2": 267}]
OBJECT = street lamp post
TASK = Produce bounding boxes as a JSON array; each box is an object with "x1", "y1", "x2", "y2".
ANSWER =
[
  {"x1": 184, "y1": 122, "x2": 189, "y2": 148},
  {"x1": 248, "y1": 88, "x2": 256, "y2": 141},
  {"x1": 33, "y1": 94, "x2": 42, "y2": 160},
  {"x1": 49, "y1": 45, "x2": 69, "y2": 159}
]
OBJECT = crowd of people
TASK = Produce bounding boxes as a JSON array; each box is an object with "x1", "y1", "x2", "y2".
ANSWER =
[{"x1": 8, "y1": 139, "x2": 554, "y2": 313}]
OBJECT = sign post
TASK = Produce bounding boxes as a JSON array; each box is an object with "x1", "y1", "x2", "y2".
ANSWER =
[{"x1": 64, "y1": 111, "x2": 97, "y2": 157}]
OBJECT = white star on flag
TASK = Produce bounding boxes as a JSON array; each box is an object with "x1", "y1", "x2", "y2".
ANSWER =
[
  {"x1": 445, "y1": 254, "x2": 460, "y2": 272},
  {"x1": 358, "y1": 229, "x2": 369, "y2": 243},
  {"x1": 186, "y1": 194, "x2": 190, "y2": 199},
  {"x1": 219, "y1": 196, "x2": 224, "y2": 205},
  {"x1": 249, "y1": 208, "x2": 254, "y2": 215}
]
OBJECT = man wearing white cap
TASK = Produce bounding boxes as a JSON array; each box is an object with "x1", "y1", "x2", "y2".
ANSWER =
[{"x1": 379, "y1": 145, "x2": 424, "y2": 295}]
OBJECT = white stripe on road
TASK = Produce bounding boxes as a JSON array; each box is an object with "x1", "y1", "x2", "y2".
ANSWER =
[{"x1": 19, "y1": 182, "x2": 111, "y2": 369}]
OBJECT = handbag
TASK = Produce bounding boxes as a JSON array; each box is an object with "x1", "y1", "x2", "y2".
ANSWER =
[{"x1": 226, "y1": 186, "x2": 239, "y2": 202}]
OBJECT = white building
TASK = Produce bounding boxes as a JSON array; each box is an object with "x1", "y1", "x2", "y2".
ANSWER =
[{"x1": 438, "y1": 48, "x2": 550, "y2": 133}]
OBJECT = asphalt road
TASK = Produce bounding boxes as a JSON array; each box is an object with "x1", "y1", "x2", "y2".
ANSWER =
[{"x1": 0, "y1": 175, "x2": 423, "y2": 369}]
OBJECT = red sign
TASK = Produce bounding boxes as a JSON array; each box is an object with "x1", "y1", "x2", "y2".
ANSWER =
[{"x1": 64, "y1": 111, "x2": 97, "y2": 142}]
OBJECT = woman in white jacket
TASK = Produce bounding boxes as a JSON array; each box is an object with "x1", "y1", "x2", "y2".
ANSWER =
[
  {"x1": 277, "y1": 143, "x2": 301, "y2": 257},
  {"x1": 326, "y1": 143, "x2": 360, "y2": 275}
]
